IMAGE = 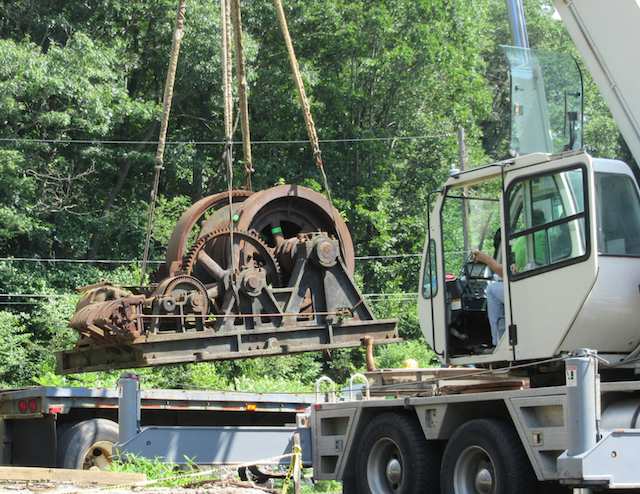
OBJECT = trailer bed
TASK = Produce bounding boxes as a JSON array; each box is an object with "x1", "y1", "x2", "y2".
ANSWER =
[{"x1": 0, "y1": 386, "x2": 315, "y2": 419}]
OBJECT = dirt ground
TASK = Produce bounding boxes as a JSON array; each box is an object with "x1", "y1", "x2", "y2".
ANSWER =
[{"x1": 0, "y1": 480, "x2": 274, "y2": 494}]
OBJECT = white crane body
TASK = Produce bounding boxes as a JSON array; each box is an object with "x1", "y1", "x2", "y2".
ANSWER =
[
  {"x1": 307, "y1": 2, "x2": 640, "y2": 492},
  {"x1": 418, "y1": 151, "x2": 640, "y2": 367}
]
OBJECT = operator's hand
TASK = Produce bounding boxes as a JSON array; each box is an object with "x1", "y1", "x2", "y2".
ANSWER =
[{"x1": 471, "y1": 249, "x2": 491, "y2": 265}]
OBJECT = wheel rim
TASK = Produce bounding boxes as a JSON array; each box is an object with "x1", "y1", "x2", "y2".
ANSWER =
[
  {"x1": 367, "y1": 437, "x2": 405, "y2": 493},
  {"x1": 453, "y1": 445, "x2": 496, "y2": 494},
  {"x1": 81, "y1": 440, "x2": 113, "y2": 471}
]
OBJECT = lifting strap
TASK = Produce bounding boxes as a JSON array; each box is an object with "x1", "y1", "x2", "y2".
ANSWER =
[
  {"x1": 220, "y1": 0, "x2": 234, "y2": 146},
  {"x1": 272, "y1": 0, "x2": 323, "y2": 170},
  {"x1": 273, "y1": 0, "x2": 339, "y2": 232},
  {"x1": 141, "y1": 0, "x2": 187, "y2": 282},
  {"x1": 230, "y1": 0, "x2": 254, "y2": 191},
  {"x1": 140, "y1": 0, "x2": 337, "y2": 286},
  {"x1": 220, "y1": 0, "x2": 238, "y2": 274}
]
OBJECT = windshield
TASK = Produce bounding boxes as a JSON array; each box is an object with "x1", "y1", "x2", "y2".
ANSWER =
[
  {"x1": 441, "y1": 179, "x2": 502, "y2": 274},
  {"x1": 503, "y1": 46, "x2": 583, "y2": 156}
]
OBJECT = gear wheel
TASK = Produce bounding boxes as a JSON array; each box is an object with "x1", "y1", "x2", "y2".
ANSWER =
[
  {"x1": 150, "y1": 275, "x2": 210, "y2": 333},
  {"x1": 181, "y1": 227, "x2": 281, "y2": 287},
  {"x1": 161, "y1": 189, "x2": 254, "y2": 279},
  {"x1": 154, "y1": 275, "x2": 210, "y2": 311}
]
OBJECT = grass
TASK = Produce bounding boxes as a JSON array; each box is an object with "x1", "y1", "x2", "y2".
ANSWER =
[
  {"x1": 301, "y1": 480, "x2": 342, "y2": 493},
  {"x1": 111, "y1": 455, "x2": 342, "y2": 492},
  {"x1": 110, "y1": 454, "x2": 219, "y2": 488}
]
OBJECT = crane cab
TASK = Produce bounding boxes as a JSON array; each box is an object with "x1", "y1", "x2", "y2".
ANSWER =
[{"x1": 418, "y1": 151, "x2": 640, "y2": 366}]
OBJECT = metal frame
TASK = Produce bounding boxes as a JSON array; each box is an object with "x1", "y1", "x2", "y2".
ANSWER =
[
  {"x1": 116, "y1": 375, "x2": 312, "y2": 466},
  {"x1": 57, "y1": 318, "x2": 399, "y2": 373},
  {"x1": 59, "y1": 232, "x2": 400, "y2": 373}
]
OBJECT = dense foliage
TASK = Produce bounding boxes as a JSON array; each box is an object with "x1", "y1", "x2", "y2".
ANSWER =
[{"x1": 0, "y1": 0, "x2": 630, "y2": 390}]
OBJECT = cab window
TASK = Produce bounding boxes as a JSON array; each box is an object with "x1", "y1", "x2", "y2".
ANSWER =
[
  {"x1": 421, "y1": 239, "x2": 438, "y2": 299},
  {"x1": 507, "y1": 167, "x2": 588, "y2": 278},
  {"x1": 596, "y1": 173, "x2": 640, "y2": 256}
]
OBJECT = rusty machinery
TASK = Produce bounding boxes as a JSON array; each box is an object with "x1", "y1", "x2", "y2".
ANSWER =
[{"x1": 57, "y1": 185, "x2": 399, "y2": 373}]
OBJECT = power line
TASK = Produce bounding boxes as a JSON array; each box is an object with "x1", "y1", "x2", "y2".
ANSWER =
[
  {"x1": 356, "y1": 254, "x2": 421, "y2": 260},
  {"x1": 0, "y1": 291, "x2": 416, "y2": 301},
  {"x1": 0, "y1": 133, "x2": 453, "y2": 147},
  {"x1": 363, "y1": 292, "x2": 417, "y2": 298},
  {"x1": 0, "y1": 254, "x2": 422, "y2": 264},
  {"x1": 0, "y1": 292, "x2": 415, "y2": 299},
  {"x1": 0, "y1": 257, "x2": 161, "y2": 265},
  {"x1": 365, "y1": 296, "x2": 417, "y2": 300},
  {"x1": 0, "y1": 293, "x2": 68, "y2": 299}
]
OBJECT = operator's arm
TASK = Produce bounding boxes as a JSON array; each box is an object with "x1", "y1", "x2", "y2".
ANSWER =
[{"x1": 473, "y1": 250, "x2": 504, "y2": 278}]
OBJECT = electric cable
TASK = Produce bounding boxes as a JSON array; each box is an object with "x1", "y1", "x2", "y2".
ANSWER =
[{"x1": 0, "y1": 134, "x2": 453, "y2": 146}]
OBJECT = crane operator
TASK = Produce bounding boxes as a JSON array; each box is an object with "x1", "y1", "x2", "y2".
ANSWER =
[
  {"x1": 471, "y1": 250, "x2": 505, "y2": 347},
  {"x1": 472, "y1": 210, "x2": 548, "y2": 347}
]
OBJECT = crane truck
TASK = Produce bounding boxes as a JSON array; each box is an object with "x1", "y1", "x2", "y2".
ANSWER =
[
  {"x1": 6, "y1": 0, "x2": 640, "y2": 493},
  {"x1": 307, "y1": 1, "x2": 640, "y2": 492}
]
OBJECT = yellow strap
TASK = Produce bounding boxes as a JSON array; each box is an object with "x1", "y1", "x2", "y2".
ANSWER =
[{"x1": 281, "y1": 444, "x2": 302, "y2": 494}]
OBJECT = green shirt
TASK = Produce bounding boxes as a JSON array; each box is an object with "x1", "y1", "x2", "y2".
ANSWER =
[{"x1": 512, "y1": 232, "x2": 548, "y2": 272}]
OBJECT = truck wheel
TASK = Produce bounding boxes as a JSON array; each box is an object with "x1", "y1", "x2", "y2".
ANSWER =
[
  {"x1": 342, "y1": 475, "x2": 357, "y2": 494},
  {"x1": 440, "y1": 419, "x2": 536, "y2": 494},
  {"x1": 57, "y1": 418, "x2": 119, "y2": 470},
  {"x1": 355, "y1": 412, "x2": 440, "y2": 494}
]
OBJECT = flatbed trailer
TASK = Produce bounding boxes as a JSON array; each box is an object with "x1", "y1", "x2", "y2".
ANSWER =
[{"x1": 0, "y1": 385, "x2": 314, "y2": 470}]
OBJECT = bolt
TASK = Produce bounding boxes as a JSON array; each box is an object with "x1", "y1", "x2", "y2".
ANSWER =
[
  {"x1": 246, "y1": 275, "x2": 260, "y2": 290},
  {"x1": 315, "y1": 238, "x2": 338, "y2": 267}
]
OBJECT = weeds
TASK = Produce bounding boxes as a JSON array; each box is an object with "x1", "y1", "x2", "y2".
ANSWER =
[
  {"x1": 110, "y1": 454, "x2": 218, "y2": 488},
  {"x1": 111, "y1": 455, "x2": 342, "y2": 492}
]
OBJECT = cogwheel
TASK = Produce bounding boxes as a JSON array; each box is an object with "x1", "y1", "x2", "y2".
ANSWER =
[
  {"x1": 154, "y1": 274, "x2": 210, "y2": 314},
  {"x1": 181, "y1": 227, "x2": 282, "y2": 287}
]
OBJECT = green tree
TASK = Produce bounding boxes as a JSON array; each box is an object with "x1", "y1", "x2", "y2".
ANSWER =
[{"x1": 0, "y1": 0, "x2": 631, "y2": 389}]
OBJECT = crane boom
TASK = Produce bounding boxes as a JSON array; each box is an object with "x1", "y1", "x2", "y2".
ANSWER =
[{"x1": 554, "y1": 0, "x2": 640, "y2": 166}]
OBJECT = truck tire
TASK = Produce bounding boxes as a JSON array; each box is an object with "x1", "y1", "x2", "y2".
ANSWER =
[
  {"x1": 342, "y1": 475, "x2": 357, "y2": 494},
  {"x1": 57, "y1": 418, "x2": 119, "y2": 470},
  {"x1": 353, "y1": 412, "x2": 440, "y2": 494},
  {"x1": 440, "y1": 418, "x2": 536, "y2": 494}
]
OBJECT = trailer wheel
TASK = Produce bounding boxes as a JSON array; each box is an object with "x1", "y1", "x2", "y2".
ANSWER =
[
  {"x1": 57, "y1": 419, "x2": 119, "y2": 470},
  {"x1": 354, "y1": 412, "x2": 440, "y2": 494},
  {"x1": 440, "y1": 419, "x2": 536, "y2": 494}
]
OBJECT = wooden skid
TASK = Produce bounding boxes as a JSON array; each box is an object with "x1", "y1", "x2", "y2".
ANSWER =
[
  {"x1": 56, "y1": 319, "x2": 399, "y2": 374},
  {"x1": 365, "y1": 367, "x2": 529, "y2": 398},
  {"x1": 0, "y1": 466, "x2": 145, "y2": 485}
]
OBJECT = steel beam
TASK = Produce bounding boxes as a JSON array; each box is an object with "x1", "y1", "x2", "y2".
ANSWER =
[
  {"x1": 118, "y1": 425, "x2": 312, "y2": 466},
  {"x1": 56, "y1": 319, "x2": 400, "y2": 374},
  {"x1": 118, "y1": 374, "x2": 141, "y2": 445}
]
